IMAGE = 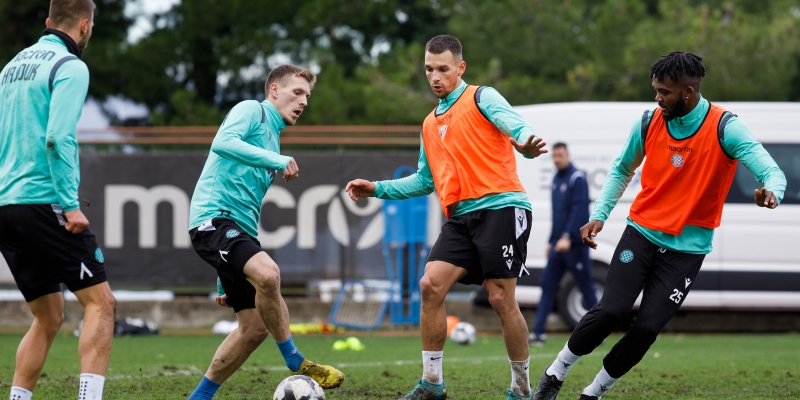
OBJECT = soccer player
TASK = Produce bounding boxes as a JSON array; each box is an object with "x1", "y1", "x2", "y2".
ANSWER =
[
  {"x1": 186, "y1": 65, "x2": 344, "y2": 399},
  {"x1": 0, "y1": 1, "x2": 116, "y2": 399},
  {"x1": 346, "y1": 35, "x2": 548, "y2": 400},
  {"x1": 532, "y1": 51, "x2": 786, "y2": 400},
  {"x1": 529, "y1": 143, "x2": 597, "y2": 347}
]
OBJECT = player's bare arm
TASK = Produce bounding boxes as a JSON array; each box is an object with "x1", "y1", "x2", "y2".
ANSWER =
[
  {"x1": 345, "y1": 179, "x2": 375, "y2": 201},
  {"x1": 580, "y1": 220, "x2": 604, "y2": 250},
  {"x1": 754, "y1": 187, "x2": 778, "y2": 209},
  {"x1": 511, "y1": 135, "x2": 548, "y2": 158}
]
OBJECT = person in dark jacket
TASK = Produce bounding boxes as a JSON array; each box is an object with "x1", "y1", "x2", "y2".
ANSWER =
[{"x1": 529, "y1": 143, "x2": 598, "y2": 346}]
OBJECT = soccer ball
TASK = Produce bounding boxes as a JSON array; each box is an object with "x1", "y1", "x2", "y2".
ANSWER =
[
  {"x1": 449, "y1": 322, "x2": 477, "y2": 345},
  {"x1": 273, "y1": 375, "x2": 325, "y2": 400}
]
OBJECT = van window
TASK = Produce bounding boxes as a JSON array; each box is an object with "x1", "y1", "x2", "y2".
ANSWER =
[{"x1": 725, "y1": 144, "x2": 800, "y2": 205}]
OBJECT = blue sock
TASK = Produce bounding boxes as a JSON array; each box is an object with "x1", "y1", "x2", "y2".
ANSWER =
[
  {"x1": 276, "y1": 335, "x2": 306, "y2": 372},
  {"x1": 187, "y1": 376, "x2": 221, "y2": 400}
]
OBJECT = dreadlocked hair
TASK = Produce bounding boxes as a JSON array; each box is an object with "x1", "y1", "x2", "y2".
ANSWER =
[{"x1": 649, "y1": 51, "x2": 706, "y2": 83}]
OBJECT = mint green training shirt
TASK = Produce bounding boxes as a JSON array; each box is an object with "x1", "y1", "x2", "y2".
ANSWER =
[
  {"x1": 189, "y1": 100, "x2": 292, "y2": 238},
  {"x1": 371, "y1": 81, "x2": 534, "y2": 215},
  {"x1": 590, "y1": 96, "x2": 786, "y2": 254},
  {"x1": 0, "y1": 35, "x2": 89, "y2": 211}
]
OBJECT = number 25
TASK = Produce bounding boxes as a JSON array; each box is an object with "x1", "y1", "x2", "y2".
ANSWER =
[{"x1": 669, "y1": 289, "x2": 683, "y2": 304}]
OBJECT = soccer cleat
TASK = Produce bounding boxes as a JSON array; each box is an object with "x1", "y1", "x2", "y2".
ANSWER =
[
  {"x1": 532, "y1": 367, "x2": 563, "y2": 400},
  {"x1": 291, "y1": 359, "x2": 345, "y2": 389},
  {"x1": 506, "y1": 388, "x2": 533, "y2": 400},
  {"x1": 578, "y1": 395, "x2": 599, "y2": 400},
  {"x1": 400, "y1": 379, "x2": 448, "y2": 400},
  {"x1": 528, "y1": 332, "x2": 546, "y2": 347}
]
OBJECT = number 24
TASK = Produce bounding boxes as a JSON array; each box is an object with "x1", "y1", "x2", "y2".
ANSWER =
[{"x1": 502, "y1": 245, "x2": 514, "y2": 257}]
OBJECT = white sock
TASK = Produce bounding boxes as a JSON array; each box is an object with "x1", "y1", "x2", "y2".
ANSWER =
[
  {"x1": 421, "y1": 351, "x2": 443, "y2": 384},
  {"x1": 9, "y1": 387, "x2": 32, "y2": 400},
  {"x1": 509, "y1": 358, "x2": 531, "y2": 396},
  {"x1": 546, "y1": 342, "x2": 581, "y2": 381},
  {"x1": 79, "y1": 373, "x2": 105, "y2": 400},
  {"x1": 582, "y1": 367, "x2": 619, "y2": 398}
]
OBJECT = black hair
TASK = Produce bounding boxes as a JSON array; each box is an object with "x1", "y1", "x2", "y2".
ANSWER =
[
  {"x1": 552, "y1": 142, "x2": 567, "y2": 151},
  {"x1": 649, "y1": 51, "x2": 706, "y2": 84},
  {"x1": 425, "y1": 35, "x2": 462, "y2": 58}
]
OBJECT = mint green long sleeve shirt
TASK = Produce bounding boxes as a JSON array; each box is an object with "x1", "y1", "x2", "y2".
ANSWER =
[
  {"x1": 189, "y1": 100, "x2": 292, "y2": 237},
  {"x1": 590, "y1": 96, "x2": 786, "y2": 254},
  {"x1": 371, "y1": 81, "x2": 534, "y2": 216},
  {"x1": 0, "y1": 35, "x2": 89, "y2": 211}
]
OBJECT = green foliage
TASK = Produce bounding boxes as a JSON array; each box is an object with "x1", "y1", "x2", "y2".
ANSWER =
[
  {"x1": 1, "y1": 0, "x2": 799, "y2": 125},
  {"x1": 149, "y1": 89, "x2": 224, "y2": 126}
]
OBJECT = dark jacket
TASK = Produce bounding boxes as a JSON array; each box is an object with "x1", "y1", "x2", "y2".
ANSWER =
[{"x1": 549, "y1": 164, "x2": 590, "y2": 244}]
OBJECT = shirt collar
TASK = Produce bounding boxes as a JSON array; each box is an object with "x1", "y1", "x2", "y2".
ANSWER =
[
  {"x1": 262, "y1": 101, "x2": 287, "y2": 132},
  {"x1": 436, "y1": 80, "x2": 468, "y2": 112},
  {"x1": 41, "y1": 28, "x2": 82, "y2": 58},
  {"x1": 671, "y1": 95, "x2": 708, "y2": 127}
]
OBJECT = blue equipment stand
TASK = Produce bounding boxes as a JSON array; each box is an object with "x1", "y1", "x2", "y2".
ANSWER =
[{"x1": 382, "y1": 166, "x2": 429, "y2": 324}]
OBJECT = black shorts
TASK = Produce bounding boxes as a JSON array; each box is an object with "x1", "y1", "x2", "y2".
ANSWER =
[
  {"x1": 604, "y1": 225, "x2": 705, "y2": 312},
  {"x1": 428, "y1": 206, "x2": 532, "y2": 285},
  {"x1": 190, "y1": 218, "x2": 265, "y2": 312},
  {"x1": 0, "y1": 204, "x2": 107, "y2": 302}
]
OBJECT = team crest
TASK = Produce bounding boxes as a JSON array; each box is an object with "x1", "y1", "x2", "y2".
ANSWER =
[
  {"x1": 439, "y1": 124, "x2": 448, "y2": 138},
  {"x1": 619, "y1": 249, "x2": 634, "y2": 263},
  {"x1": 225, "y1": 229, "x2": 241, "y2": 238},
  {"x1": 671, "y1": 153, "x2": 684, "y2": 167}
]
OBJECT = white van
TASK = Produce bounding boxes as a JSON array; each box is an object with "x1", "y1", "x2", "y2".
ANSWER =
[{"x1": 510, "y1": 102, "x2": 800, "y2": 328}]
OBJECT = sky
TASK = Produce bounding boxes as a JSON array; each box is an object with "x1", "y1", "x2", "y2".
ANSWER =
[{"x1": 126, "y1": 0, "x2": 181, "y2": 43}]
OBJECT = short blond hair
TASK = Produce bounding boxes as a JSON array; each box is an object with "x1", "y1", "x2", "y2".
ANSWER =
[{"x1": 265, "y1": 65, "x2": 316, "y2": 95}]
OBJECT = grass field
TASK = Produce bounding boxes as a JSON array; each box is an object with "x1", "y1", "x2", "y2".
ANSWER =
[{"x1": 0, "y1": 332, "x2": 798, "y2": 399}]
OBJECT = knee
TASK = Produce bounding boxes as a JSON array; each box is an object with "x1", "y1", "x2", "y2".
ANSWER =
[
  {"x1": 593, "y1": 303, "x2": 629, "y2": 323},
  {"x1": 38, "y1": 311, "x2": 65, "y2": 336},
  {"x1": 240, "y1": 325, "x2": 269, "y2": 346},
  {"x1": 488, "y1": 290, "x2": 516, "y2": 315},
  {"x1": 251, "y1": 263, "x2": 280, "y2": 293},
  {"x1": 102, "y1": 294, "x2": 117, "y2": 318},
  {"x1": 629, "y1": 318, "x2": 663, "y2": 339},
  {"x1": 419, "y1": 275, "x2": 445, "y2": 303}
]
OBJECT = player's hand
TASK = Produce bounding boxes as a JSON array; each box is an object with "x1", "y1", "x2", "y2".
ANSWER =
[
  {"x1": 64, "y1": 209, "x2": 89, "y2": 234},
  {"x1": 554, "y1": 236, "x2": 571, "y2": 253},
  {"x1": 345, "y1": 179, "x2": 376, "y2": 201},
  {"x1": 283, "y1": 158, "x2": 299, "y2": 182},
  {"x1": 215, "y1": 295, "x2": 232, "y2": 308},
  {"x1": 511, "y1": 135, "x2": 548, "y2": 158},
  {"x1": 754, "y1": 187, "x2": 778, "y2": 209},
  {"x1": 580, "y1": 220, "x2": 604, "y2": 250}
]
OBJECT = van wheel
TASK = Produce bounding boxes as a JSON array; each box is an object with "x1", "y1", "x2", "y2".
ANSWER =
[{"x1": 557, "y1": 261, "x2": 608, "y2": 330}]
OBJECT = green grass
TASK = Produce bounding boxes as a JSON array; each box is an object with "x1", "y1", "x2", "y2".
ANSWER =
[{"x1": 0, "y1": 332, "x2": 798, "y2": 399}]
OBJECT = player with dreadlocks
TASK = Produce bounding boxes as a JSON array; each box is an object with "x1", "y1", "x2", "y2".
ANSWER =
[{"x1": 532, "y1": 51, "x2": 786, "y2": 399}]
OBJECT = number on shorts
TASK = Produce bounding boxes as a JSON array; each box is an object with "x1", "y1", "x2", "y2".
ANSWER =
[
  {"x1": 669, "y1": 289, "x2": 684, "y2": 304},
  {"x1": 502, "y1": 245, "x2": 514, "y2": 257}
]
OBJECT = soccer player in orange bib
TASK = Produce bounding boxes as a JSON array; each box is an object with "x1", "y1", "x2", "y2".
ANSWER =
[
  {"x1": 347, "y1": 35, "x2": 548, "y2": 400},
  {"x1": 532, "y1": 51, "x2": 786, "y2": 400}
]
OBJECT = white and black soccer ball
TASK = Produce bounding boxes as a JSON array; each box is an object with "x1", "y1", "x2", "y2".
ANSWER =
[
  {"x1": 449, "y1": 321, "x2": 477, "y2": 345},
  {"x1": 273, "y1": 375, "x2": 325, "y2": 400}
]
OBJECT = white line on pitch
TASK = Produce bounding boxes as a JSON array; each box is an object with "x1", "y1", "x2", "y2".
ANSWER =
[{"x1": 106, "y1": 352, "x2": 562, "y2": 381}]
